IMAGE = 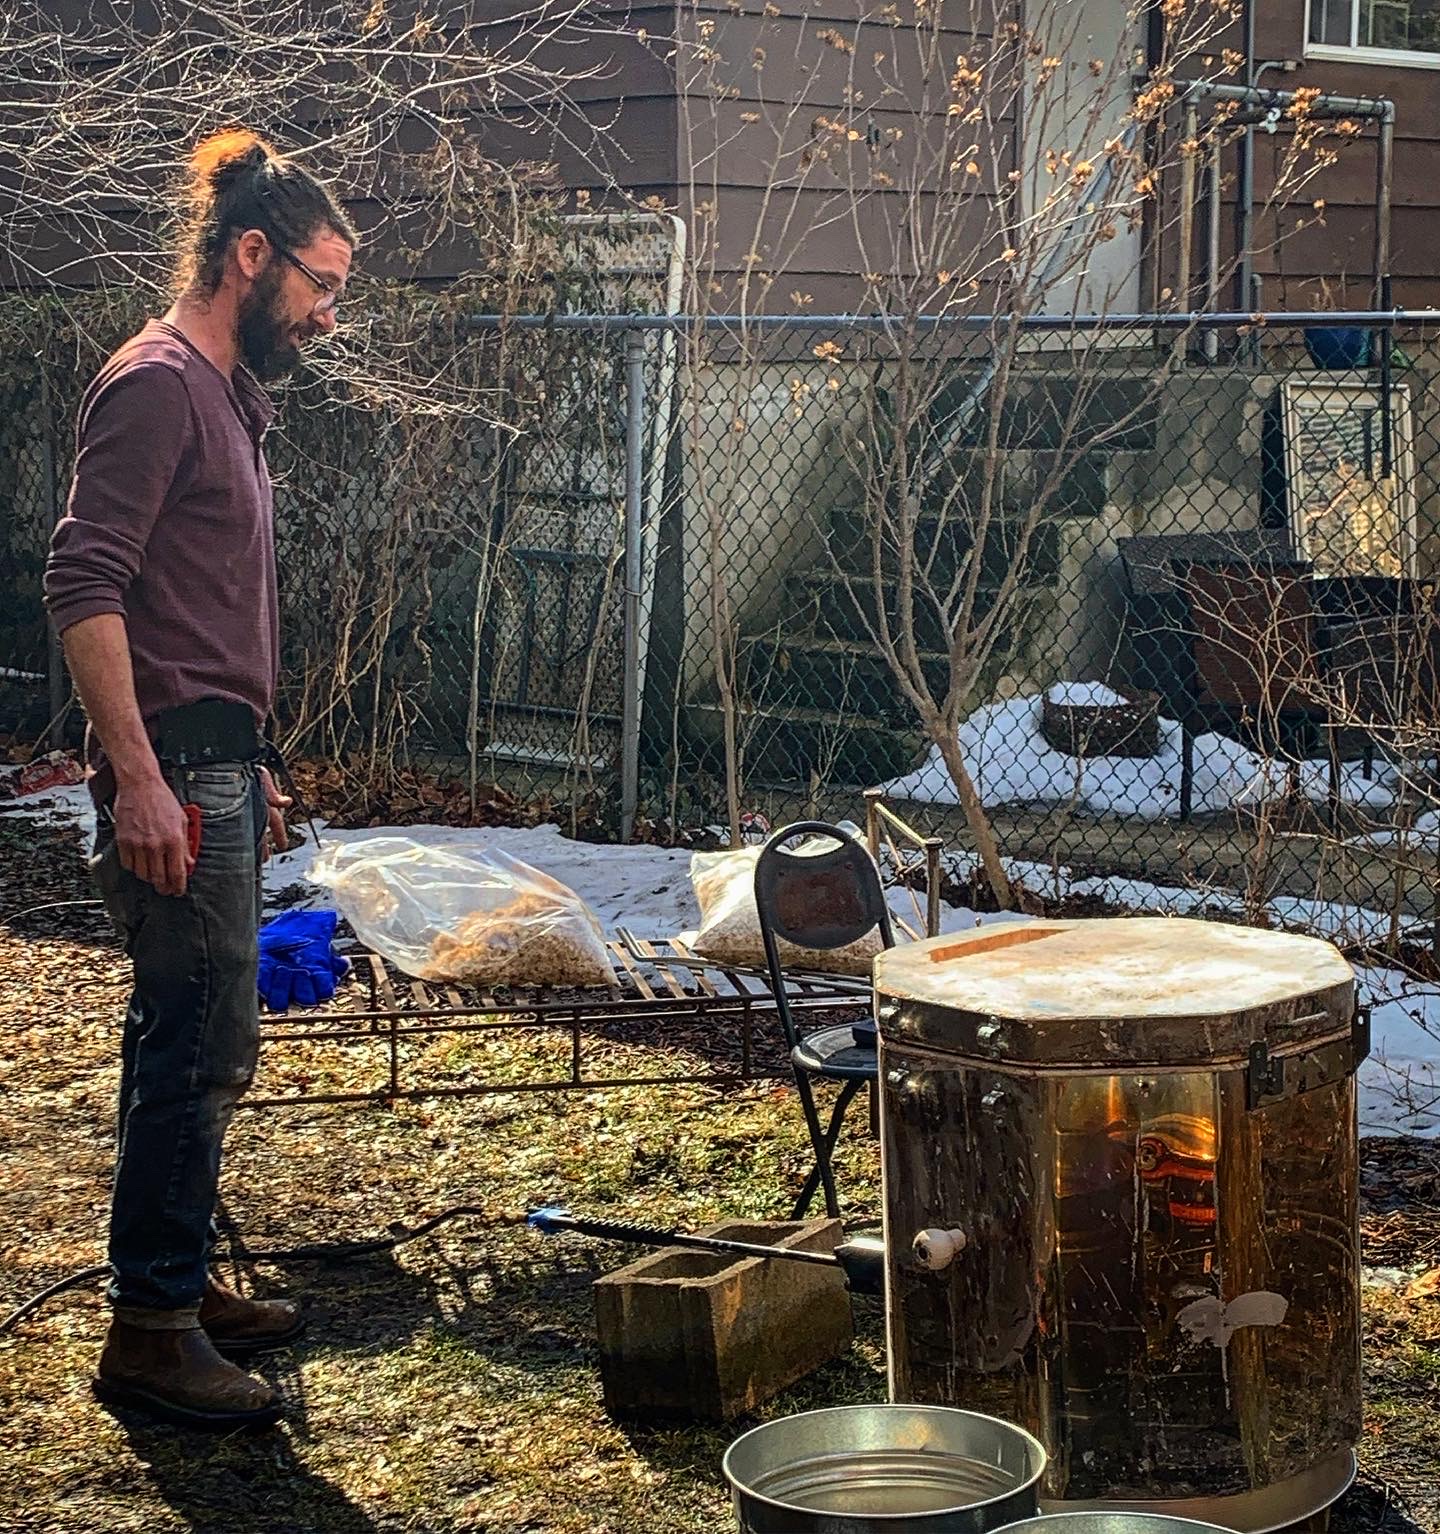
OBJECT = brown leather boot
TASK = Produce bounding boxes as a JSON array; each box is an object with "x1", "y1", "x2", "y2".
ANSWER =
[
  {"x1": 200, "y1": 1274, "x2": 305, "y2": 1357},
  {"x1": 94, "y1": 1316, "x2": 283, "y2": 1430}
]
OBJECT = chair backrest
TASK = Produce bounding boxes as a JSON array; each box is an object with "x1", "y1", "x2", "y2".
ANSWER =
[
  {"x1": 1116, "y1": 531, "x2": 1297, "y2": 598},
  {"x1": 754, "y1": 821, "x2": 896, "y2": 1051},
  {"x1": 1182, "y1": 560, "x2": 1321, "y2": 714},
  {"x1": 755, "y1": 822, "x2": 896, "y2": 956}
]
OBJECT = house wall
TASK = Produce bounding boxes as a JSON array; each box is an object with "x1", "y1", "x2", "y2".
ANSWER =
[
  {"x1": 1021, "y1": 0, "x2": 1146, "y2": 315},
  {"x1": 676, "y1": 355, "x2": 873, "y2": 688},
  {"x1": 0, "y1": 1, "x2": 677, "y2": 289},
  {"x1": 1265, "y1": 0, "x2": 1440, "y2": 310},
  {"x1": 9, "y1": 2, "x2": 1440, "y2": 307},
  {"x1": 1012, "y1": 375, "x2": 1272, "y2": 695},
  {"x1": 673, "y1": 0, "x2": 1013, "y2": 315},
  {"x1": 1157, "y1": 2, "x2": 1440, "y2": 313}
]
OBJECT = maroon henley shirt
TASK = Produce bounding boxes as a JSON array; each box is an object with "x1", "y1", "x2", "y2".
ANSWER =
[{"x1": 44, "y1": 319, "x2": 279, "y2": 737}]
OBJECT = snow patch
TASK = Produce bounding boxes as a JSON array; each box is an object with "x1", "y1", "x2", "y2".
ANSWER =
[
  {"x1": 9, "y1": 763, "x2": 1440, "y2": 1139},
  {"x1": 879, "y1": 690, "x2": 1401, "y2": 819}
]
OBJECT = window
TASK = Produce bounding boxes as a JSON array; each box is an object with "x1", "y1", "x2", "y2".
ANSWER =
[{"x1": 1308, "y1": 0, "x2": 1440, "y2": 59}]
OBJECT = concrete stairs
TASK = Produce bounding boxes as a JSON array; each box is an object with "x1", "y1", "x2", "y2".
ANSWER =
[{"x1": 686, "y1": 371, "x2": 1160, "y2": 789}]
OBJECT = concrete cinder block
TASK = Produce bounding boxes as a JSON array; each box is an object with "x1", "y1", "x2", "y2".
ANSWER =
[{"x1": 593, "y1": 1218, "x2": 853, "y2": 1422}]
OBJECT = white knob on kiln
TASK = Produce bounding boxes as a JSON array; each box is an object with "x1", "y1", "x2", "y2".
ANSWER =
[{"x1": 912, "y1": 1227, "x2": 968, "y2": 1270}]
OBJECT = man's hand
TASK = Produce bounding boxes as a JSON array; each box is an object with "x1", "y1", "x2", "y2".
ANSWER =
[
  {"x1": 58, "y1": 615, "x2": 192, "y2": 895},
  {"x1": 114, "y1": 771, "x2": 193, "y2": 897},
  {"x1": 258, "y1": 766, "x2": 292, "y2": 860}
]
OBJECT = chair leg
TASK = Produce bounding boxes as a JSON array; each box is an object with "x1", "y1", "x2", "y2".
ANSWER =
[
  {"x1": 1326, "y1": 722, "x2": 1342, "y2": 833},
  {"x1": 790, "y1": 1163, "x2": 825, "y2": 1222},
  {"x1": 1180, "y1": 727, "x2": 1194, "y2": 823},
  {"x1": 789, "y1": 1068, "x2": 840, "y2": 1220},
  {"x1": 790, "y1": 1077, "x2": 863, "y2": 1220}
]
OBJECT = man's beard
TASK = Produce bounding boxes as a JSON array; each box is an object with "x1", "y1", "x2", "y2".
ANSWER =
[{"x1": 238, "y1": 267, "x2": 304, "y2": 381}]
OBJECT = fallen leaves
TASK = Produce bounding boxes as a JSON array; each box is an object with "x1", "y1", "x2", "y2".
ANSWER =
[{"x1": 1406, "y1": 1267, "x2": 1440, "y2": 1300}]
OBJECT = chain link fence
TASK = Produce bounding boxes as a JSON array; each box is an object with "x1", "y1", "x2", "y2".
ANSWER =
[
  {"x1": 0, "y1": 358, "x2": 62, "y2": 742},
  {"x1": 6, "y1": 307, "x2": 1440, "y2": 953}
]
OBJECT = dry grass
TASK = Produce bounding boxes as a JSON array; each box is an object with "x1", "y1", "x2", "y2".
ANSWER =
[
  {"x1": 1, "y1": 811, "x2": 1437, "y2": 1533},
  {"x1": 0, "y1": 813, "x2": 888, "y2": 1534}
]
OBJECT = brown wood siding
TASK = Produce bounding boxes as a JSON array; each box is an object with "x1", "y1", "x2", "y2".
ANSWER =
[
  {"x1": 675, "y1": 1, "x2": 1010, "y2": 310},
  {"x1": 1158, "y1": 0, "x2": 1440, "y2": 312},
  {"x1": 0, "y1": 0, "x2": 680, "y2": 289},
  {"x1": 0, "y1": 2, "x2": 1044, "y2": 311},
  {"x1": 692, "y1": 183, "x2": 1006, "y2": 272},
  {"x1": 682, "y1": 101, "x2": 1016, "y2": 193}
]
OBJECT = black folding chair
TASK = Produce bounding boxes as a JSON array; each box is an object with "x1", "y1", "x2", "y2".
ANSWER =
[{"x1": 754, "y1": 821, "x2": 896, "y2": 1219}]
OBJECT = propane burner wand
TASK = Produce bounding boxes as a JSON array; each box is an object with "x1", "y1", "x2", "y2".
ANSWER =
[{"x1": 527, "y1": 1207, "x2": 887, "y2": 1294}]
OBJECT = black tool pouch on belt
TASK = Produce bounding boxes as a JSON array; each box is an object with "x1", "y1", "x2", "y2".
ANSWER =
[
  {"x1": 90, "y1": 699, "x2": 264, "y2": 817},
  {"x1": 151, "y1": 699, "x2": 263, "y2": 766}
]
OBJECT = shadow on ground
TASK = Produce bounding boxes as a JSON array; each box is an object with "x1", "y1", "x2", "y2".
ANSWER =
[
  {"x1": 109, "y1": 1413, "x2": 381, "y2": 1534},
  {"x1": 93, "y1": 1236, "x2": 454, "y2": 1534},
  {"x1": 1335, "y1": 1477, "x2": 1430, "y2": 1534}
]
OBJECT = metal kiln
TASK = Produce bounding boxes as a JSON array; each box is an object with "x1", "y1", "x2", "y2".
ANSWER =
[{"x1": 874, "y1": 918, "x2": 1364, "y2": 1524}]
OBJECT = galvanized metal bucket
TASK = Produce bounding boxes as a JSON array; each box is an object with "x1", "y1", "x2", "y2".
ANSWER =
[
  {"x1": 723, "y1": 1404, "x2": 1047, "y2": 1533},
  {"x1": 992, "y1": 1517, "x2": 1232, "y2": 1534}
]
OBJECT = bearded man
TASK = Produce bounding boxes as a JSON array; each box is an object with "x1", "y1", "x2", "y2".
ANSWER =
[{"x1": 44, "y1": 130, "x2": 356, "y2": 1430}]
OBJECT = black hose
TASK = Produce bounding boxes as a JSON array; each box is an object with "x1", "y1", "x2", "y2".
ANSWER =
[
  {"x1": 230, "y1": 1205, "x2": 528, "y2": 1263},
  {"x1": 0, "y1": 1263, "x2": 111, "y2": 1335},
  {"x1": 0, "y1": 898, "x2": 104, "y2": 926},
  {"x1": 0, "y1": 1204, "x2": 529, "y2": 1337}
]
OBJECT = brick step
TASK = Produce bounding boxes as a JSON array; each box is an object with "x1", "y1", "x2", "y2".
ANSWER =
[
  {"x1": 920, "y1": 448, "x2": 1113, "y2": 521},
  {"x1": 684, "y1": 701, "x2": 926, "y2": 787},
  {"x1": 924, "y1": 371, "x2": 1160, "y2": 452},
  {"x1": 782, "y1": 569, "x2": 1022, "y2": 653},
  {"x1": 826, "y1": 506, "x2": 1065, "y2": 588},
  {"x1": 738, "y1": 635, "x2": 950, "y2": 720}
]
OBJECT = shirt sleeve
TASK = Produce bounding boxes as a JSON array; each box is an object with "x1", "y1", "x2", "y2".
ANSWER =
[{"x1": 43, "y1": 363, "x2": 197, "y2": 637}]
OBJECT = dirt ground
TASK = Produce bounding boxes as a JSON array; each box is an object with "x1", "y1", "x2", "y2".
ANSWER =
[{"x1": 1, "y1": 810, "x2": 1438, "y2": 1534}]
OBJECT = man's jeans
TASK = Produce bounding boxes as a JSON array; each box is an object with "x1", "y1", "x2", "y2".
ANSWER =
[{"x1": 93, "y1": 761, "x2": 265, "y2": 1315}]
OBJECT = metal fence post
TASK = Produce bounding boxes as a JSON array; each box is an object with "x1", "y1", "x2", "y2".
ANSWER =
[
  {"x1": 620, "y1": 329, "x2": 646, "y2": 842},
  {"x1": 39, "y1": 372, "x2": 66, "y2": 749}
]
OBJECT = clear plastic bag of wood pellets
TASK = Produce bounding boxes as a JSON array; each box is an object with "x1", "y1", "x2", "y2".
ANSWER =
[
  {"x1": 688, "y1": 839, "x2": 885, "y2": 977},
  {"x1": 311, "y1": 837, "x2": 615, "y2": 989}
]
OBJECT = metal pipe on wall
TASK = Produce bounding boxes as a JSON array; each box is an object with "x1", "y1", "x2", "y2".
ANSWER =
[
  {"x1": 1376, "y1": 116, "x2": 1396, "y2": 488},
  {"x1": 1375, "y1": 112, "x2": 1395, "y2": 312},
  {"x1": 1185, "y1": 80, "x2": 1393, "y2": 118},
  {"x1": 619, "y1": 332, "x2": 646, "y2": 843},
  {"x1": 1176, "y1": 101, "x2": 1198, "y2": 354},
  {"x1": 1181, "y1": 74, "x2": 1394, "y2": 362},
  {"x1": 1235, "y1": 0, "x2": 1256, "y2": 312},
  {"x1": 1205, "y1": 129, "x2": 1223, "y2": 361}
]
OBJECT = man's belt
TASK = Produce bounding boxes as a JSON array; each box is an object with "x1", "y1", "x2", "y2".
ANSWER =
[
  {"x1": 91, "y1": 698, "x2": 265, "y2": 809},
  {"x1": 149, "y1": 699, "x2": 264, "y2": 766}
]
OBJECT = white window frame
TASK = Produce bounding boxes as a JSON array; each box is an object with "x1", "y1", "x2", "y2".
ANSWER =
[{"x1": 1304, "y1": 0, "x2": 1440, "y2": 68}]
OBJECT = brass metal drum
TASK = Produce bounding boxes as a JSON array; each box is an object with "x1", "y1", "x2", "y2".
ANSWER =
[{"x1": 874, "y1": 918, "x2": 1364, "y2": 1526}]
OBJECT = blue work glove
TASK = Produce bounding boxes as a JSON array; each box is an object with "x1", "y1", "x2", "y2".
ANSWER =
[{"x1": 257, "y1": 908, "x2": 351, "y2": 1013}]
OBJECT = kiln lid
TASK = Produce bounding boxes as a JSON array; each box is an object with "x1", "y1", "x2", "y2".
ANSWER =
[{"x1": 873, "y1": 917, "x2": 1356, "y2": 1069}]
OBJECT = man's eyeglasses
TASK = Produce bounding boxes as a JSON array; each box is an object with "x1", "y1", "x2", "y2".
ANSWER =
[{"x1": 272, "y1": 242, "x2": 344, "y2": 316}]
